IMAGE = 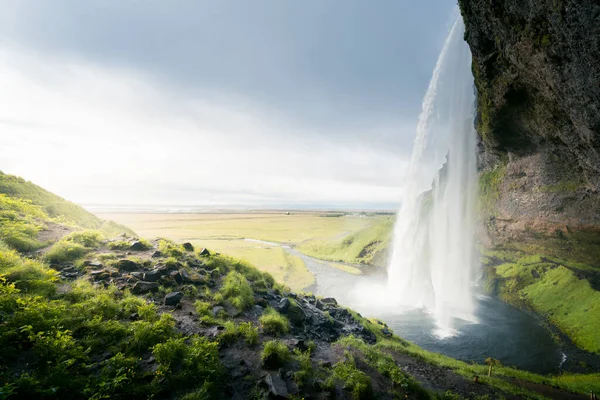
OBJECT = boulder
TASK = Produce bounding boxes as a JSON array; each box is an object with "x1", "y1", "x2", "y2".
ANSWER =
[
  {"x1": 131, "y1": 281, "x2": 159, "y2": 294},
  {"x1": 84, "y1": 260, "x2": 103, "y2": 268},
  {"x1": 199, "y1": 248, "x2": 211, "y2": 256},
  {"x1": 115, "y1": 259, "x2": 139, "y2": 272},
  {"x1": 212, "y1": 306, "x2": 225, "y2": 317},
  {"x1": 182, "y1": 242, "x2": 194, "y2": 251},
  {"x1": 321, "y1": 297, "x2": 337, "y2": 306},
  {"x1": 170, "y1": 271, "x2": 183, "y2": 284},
  {"x1": 129, "y1": 241, "x2": 146, "y2": 251},
  {"x1": 264, "y1": 373, "x2": 289, "y2": 398},
  {"x1": 164, "y1": 292, "x2": 184, "y2": 306},
  {"x1": 143, "y1": 269, "x2": 163, "y2": 282},
  {"x1": 276, "y1": 298, "x2": 305, "y2": 326},
  {"x1": 151, "y1": 250, "x2": 163, "y2": 258}
]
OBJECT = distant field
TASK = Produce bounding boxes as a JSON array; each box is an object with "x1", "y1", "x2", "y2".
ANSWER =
[
  {"x1": 98, "y1": 211, "x2": 386, "y2": 291},
  {"x1": 100, "y1": 212, "x2": 378, "y2": 244}
]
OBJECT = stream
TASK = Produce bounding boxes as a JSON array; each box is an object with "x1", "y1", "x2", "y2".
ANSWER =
[{"x1": 246, "y1": 239, "x2": 600, "y2": 375}]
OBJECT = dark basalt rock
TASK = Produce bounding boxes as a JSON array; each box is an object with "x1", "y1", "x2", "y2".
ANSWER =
[
  {"x1": 143, "y1": 270, "x2": 162, "y2": 282},
  {"x1": 84, "y1": 260, "x2": 102, "y2": 268},
  {"x1": 131, "y1": 281, "x2": 159, "y2": 294},
  {"x1": 263, "y1": 373, "x2": 289, "y2": 398},
  {"x1": 128, "y1": 241, "x2": 145, "y2": 251},
  {"x1": 276, "y1": 298, "x2": 305, "y2": 326},
  {"x1": 182, "y1": 242, "x2": 194, "y2": 251},
  {"x1": 164, "y1": 291, "x2": 184, "y2": 306},
  {"x1": 115, "y1": 259, "x2": 139, "y2": 272},
  {"x1": 199, "y1": 248, "x2": 210, "y2": 256}
]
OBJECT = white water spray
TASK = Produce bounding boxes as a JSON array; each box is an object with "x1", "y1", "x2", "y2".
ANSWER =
[{"x1": 386, "y1": 17, "x2": 478, "y2": 336}]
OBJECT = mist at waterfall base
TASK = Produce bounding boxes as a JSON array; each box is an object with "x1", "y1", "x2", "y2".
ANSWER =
[{"x1": 355, "y1": 17, "x2": 479, "y2": 338}]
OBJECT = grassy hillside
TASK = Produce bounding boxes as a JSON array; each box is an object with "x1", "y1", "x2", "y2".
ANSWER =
[
  {"x1": 297, "y1": 216, "x2": 394, "y2": 268},
  {"x1": 1, "y1": 176, "x2": 598, "y2": 399},
  {"x1": 0, "y1": 171, "x2": 134, "y2": 238},
  {"x1": 483, "y1": 250, "x2": 600, "y2": 354}
]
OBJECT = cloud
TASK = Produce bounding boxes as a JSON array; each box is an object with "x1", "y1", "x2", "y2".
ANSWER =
[{"x1": 0, "y1": 45, "x2": 409, "y2": 207}]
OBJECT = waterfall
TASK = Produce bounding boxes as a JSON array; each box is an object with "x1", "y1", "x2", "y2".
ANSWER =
[{"x1": 386, "y1": 16, "x2": 478, "y2": 336}]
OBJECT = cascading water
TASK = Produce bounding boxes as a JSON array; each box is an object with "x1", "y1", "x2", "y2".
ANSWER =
[{"x1": 386, "y1": 16, "x2": 478, "y2": 336}]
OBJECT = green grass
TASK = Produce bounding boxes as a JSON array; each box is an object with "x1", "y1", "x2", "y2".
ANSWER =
[
  {"x1": 261, "y1": 340, "x2": 290, "y2": 368},
  {"x1": 482, "y1": 247, "x2": 600, "y2": 354},
  {"x1": 45, "y1": 241, "x2": 89, "y2": 264},
  {"x1": 190, "y1": 239, "x2": 314, "y2": 292},
  {"x1": 99, "y1": 211, "x2": 378, "y2": 244},
  {"x1": 522, "y1": 266, "x2": 600, "y2": 352},
  {"x1": 297, "y1": 216, "x2": 394, "y2": 267},
  {"x1": 327, "y1": 351, "x2": 372, "y2": 399},
  {"x1": 0, "y1": 171, "x2": 135, "y2": 238},
  {"x1": 259, "y1": 307, "x2": 290, "y2": 336},
  {"x1": 220, "y1": 271, "x2": 254, "y2": 310},
  {"x1": 0, "y1": 194, "x2": 49, "y2": 252}
]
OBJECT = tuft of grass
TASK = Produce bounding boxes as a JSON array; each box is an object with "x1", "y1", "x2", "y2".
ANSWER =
[
  {"x1": 61, "y1": 230, "x2": 104, "y2": 248},
  {"x1": 261, "y1": 340, "x2": 290, "y2": 369},
  {"x1": 220, "y1": 271, "x2": 254, "y2": 310},
  {"x1": 45, "y1": 241, "x2": 88, "y2": 264},
  {"x1": 259, "y1": 307, "x2": 290, "y2": 336},
  {"x1": 158, "y1": 239, "x2": 186, "y2": 257},
  {"x1": 108, "y1": 240, "x2": 131, "y2": 250},
  {"x1": 327, "y1": 351, "x2": 372, "y2": 400},
  {"x1": 239, "y1": 322, "x2": 259, "y2": 346}
]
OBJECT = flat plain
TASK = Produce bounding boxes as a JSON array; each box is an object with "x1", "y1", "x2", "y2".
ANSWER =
[{"x1": 98, "y1": 211, "x2": 383, "y2": 291}]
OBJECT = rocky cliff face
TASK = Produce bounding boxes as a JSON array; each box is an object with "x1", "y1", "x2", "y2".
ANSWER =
[{"x1": 459, "y1": 0, "x2": 600, "y2": 264}]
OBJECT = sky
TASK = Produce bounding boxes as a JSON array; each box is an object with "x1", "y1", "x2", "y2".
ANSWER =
[{"x1": 0, "y1": 0, "x2": 457, "y2": 209}]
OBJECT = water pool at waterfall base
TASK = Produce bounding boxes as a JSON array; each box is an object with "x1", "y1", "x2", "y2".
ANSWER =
[{"x1": 291, "y1": 248, "x2": 600, "y2": 375}]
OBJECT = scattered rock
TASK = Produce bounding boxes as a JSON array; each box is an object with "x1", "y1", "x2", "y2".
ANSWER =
[
  {"x1": 164, "y1": 292, "x2": 184, "y2": 306},
  {"x1": 381, "y1": 327, "x2": 393, "y2": 337},
  {"x1": 143, "y1": 269, "x2": 163, "y2": 282},
  {"x1": 170, "y1": 271, "x2": 183, "y2": 284},
  {"x1": 264, "y1": 373, "x2": 289, "y2": 398},
  {"x1": 277, "y1": 298, "x2": 305, "y2": 326},
  {"x1": 199, "y1": 248, "x2": 211, "y2": 256},
  {"x1": 182, "y1": 242, "x2": 194, "y2": 251},
  {"x1": 151, "y1": 250, "x2": 162, "y2": 258},
  {"x1": 115, "y1": 259, "x2": 139, "y2": 272},
  {"x1": 212, "y1": 306, "x2": 225, "y2": 317},
  {"x1": 84, "y1": 260, "x2": 102, "y2": 268},
  {"x1": 321, "y1": 297, "x2": 337, "y2": 306},
  {"x1": 531, "y1": 269, "x2": 541, "y2": 279},
  {"x1": 130, "y1": 312, "x2": 139, "y2": 321},
  {"x1": 131, "y1": 281, "x2": 159, "y2": 294},
  {"x1": 129, "y1": 241, "x2": 146, "y2": 251}
]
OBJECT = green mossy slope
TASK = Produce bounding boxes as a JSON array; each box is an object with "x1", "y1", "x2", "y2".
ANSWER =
[
  {"x1": 297, "y1": 216, "x2": 394, "y2": 267},
  {"x1": 0, "y1": 171, "x2": 134, "y2": 238}
]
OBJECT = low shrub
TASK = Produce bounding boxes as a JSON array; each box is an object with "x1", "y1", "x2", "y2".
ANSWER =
[
  {"x1": 62, "y1": 230, "x2": 104, "y2": 248},
  {"x1": 107, "y1": 240, "x2": 130, "y2": 250},
  {"x1": 259, "y1": 307, "x2": 289, "y2": 336},
  {"x1": 328, "y1": 351, "x2": 372, "y2": 400},
  {"x1": 220, "y1": 271, "x2": 254, "y2": 310},
  {"x1": 261, "y1": 340, "x2": 290, "y2": 369},
  {"x1": 45, "y1": 241, "x2": 88, "y2": 263},
  {"x1": 158, "y1": 240, "x2": 185, "y2": 257}
]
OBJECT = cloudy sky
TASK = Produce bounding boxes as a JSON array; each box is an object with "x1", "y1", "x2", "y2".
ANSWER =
[{"x1": 0, "y1": 0, "x2": 457, "y2": 208}]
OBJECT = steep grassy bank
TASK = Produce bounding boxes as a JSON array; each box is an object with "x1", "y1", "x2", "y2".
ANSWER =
[
  {"x1": 482, "y1": 249, "x2": 600, "y2": 354},
  {"x1": 0, "y1": 171, "x2": 134, "y2": 239},
  {"x1": 297, "y1": 216, "x2": 394, "y2": 268}
]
